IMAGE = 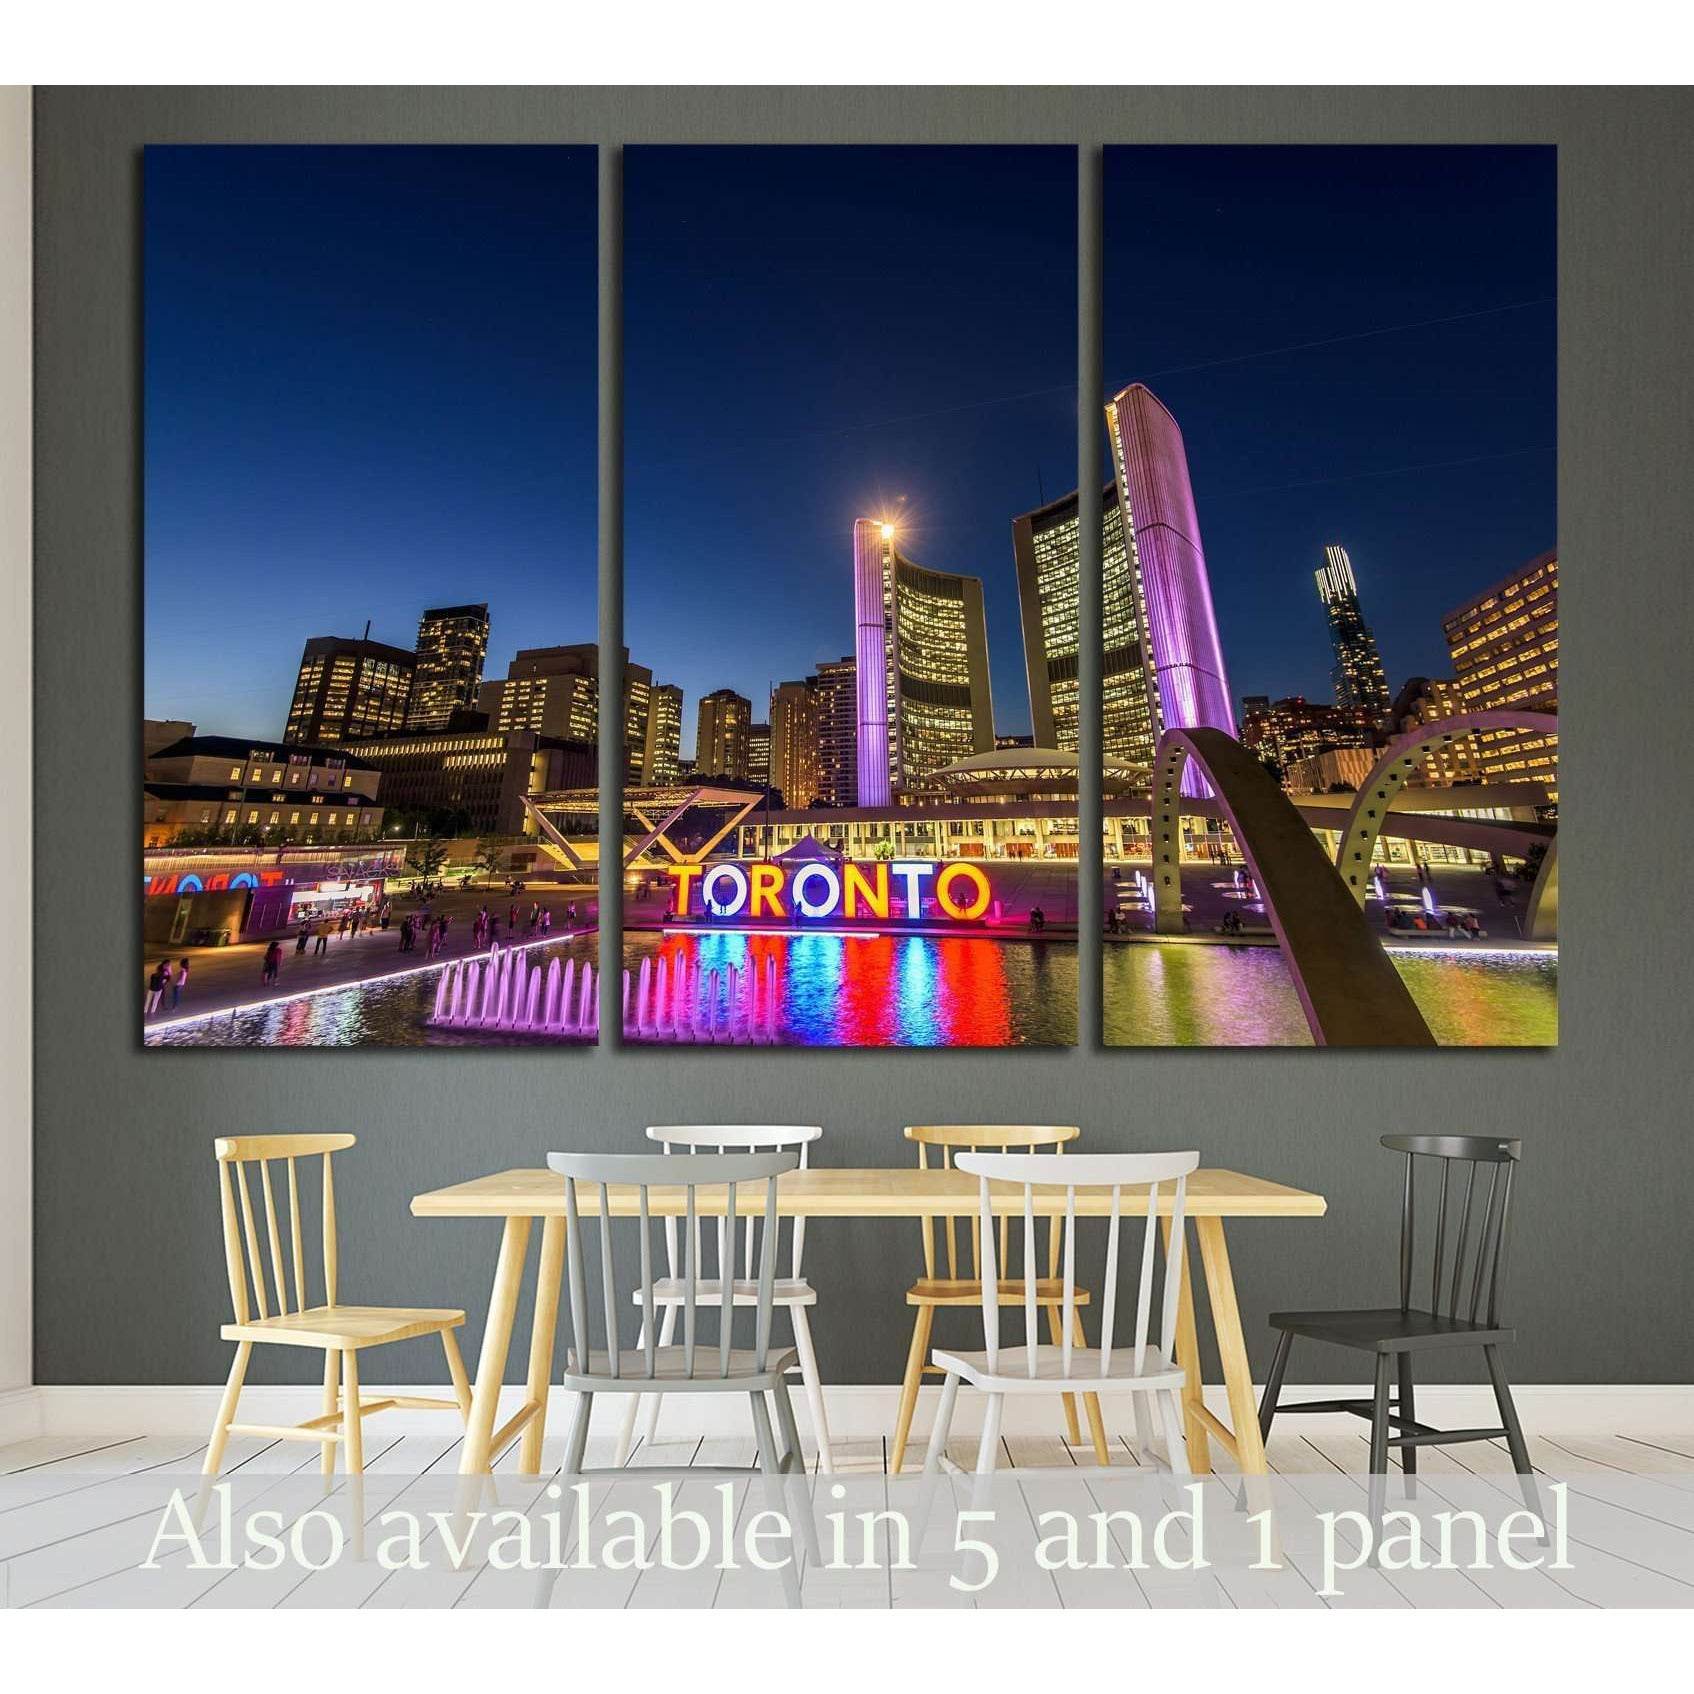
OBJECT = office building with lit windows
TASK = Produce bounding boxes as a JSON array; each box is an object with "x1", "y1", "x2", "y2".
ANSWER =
[
  {"x1": 1239, "y1": 694, "x2": 1378, "y2": 778},
  {"x1": 479, "y1": 643, "x2": 653, "y2": 782},
  {"x1": 1013, "y1": 484, "x2": 1157, "y2": 765},
  {"x1": 813, "y1": 655, "x2": 857, "y2": 806},
  {"x1": 770, "y1": 678, "x2": 822, "y2": 809},
  {"x1": 1443, "y1": 551, "x2": 1559, "y2": 797},
  {"x1": 1315, "y1": 545, "x2": 1392, "y2": 719},
  {"x1": 696, "y1": 688, "x2": 753, "y2": 783},
  {"x1": 353, "y1": 727, "x2": 595, "y2": 837},
  {"x1": 852, "y1": 518, "x2": 993, "y2": 806},
  {"x1": 405, "y1": 603, "x2": 490, "y2": 731},
  {"x1": 1104, "y1": 382, "x2": 1236, "y2": 741},
  {"x1": 747, "y1": 722, "x2": 772, "y2": 790},
  {"x1": 283, "y1": 634, "x2": 415, "y2": 746},
  {"x1": 1390, "y1": 676, "x2": 1482, "y2": 788},
  {"x1": 643, "y1": 682, "x2": 683, "y2": 785}
]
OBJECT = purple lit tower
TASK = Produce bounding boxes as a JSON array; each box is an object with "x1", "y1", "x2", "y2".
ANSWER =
[
  {"x1": 1104, "y1": 382, "x2": 1235, "y2": 788},
  {"x1": 853, "y1": 518, "x2": 894, "y2": 808}
]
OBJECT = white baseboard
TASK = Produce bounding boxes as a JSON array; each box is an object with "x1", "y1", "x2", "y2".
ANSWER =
[{"x1": 11, "y1": 1382, "x2": 1692, "y2": 1445}]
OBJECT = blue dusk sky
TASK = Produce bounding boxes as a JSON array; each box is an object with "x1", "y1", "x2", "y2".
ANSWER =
[{"x1": 144, "y1": 145, "x2": 598, "y2": 739}]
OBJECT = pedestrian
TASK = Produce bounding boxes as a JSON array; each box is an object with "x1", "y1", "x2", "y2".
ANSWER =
[
  {"x1": 172, "y1": 957, "x2": 190, "y2": 1008},
  {"x1": 295, "y1": 924, "x2": 310, "y2": 956},
  {"x1": 337, "y1": 912, "x2": 349, "y2": 938},
  {"x1": 144, "y1": 960, "x2": 169, "y2": 1016},
  {"x1": 566, "y1": 900, "x2": 578, "y2": 926},
  {"x1": 540, "y1": 907, "x2": 552, "y2": 935},
  {"x1": 314, "y1": 923, "x2": 328, "y2": 957},
  {"x1": 262, "y1": 939, "x2": 283, "y2": 986}
]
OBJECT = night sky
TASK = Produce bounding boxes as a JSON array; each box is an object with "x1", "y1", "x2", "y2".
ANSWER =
[
  {"x1": 1104, "y1": 145, "x2": 1555, "y2": 705},
  {"x1": 146, "y1": 143, "x2": 1554, "y2": 748},
  {"x1": 144, "y1": 146, "x2": 598, "y2": 739}
]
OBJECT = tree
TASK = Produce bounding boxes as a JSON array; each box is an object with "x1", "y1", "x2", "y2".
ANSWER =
[
  {"x1": 472, "y1": 836, "x2": 506, "y2": 881},
  {"x1": 408, "y1": 837, "x2": 449, "y2": 883}
]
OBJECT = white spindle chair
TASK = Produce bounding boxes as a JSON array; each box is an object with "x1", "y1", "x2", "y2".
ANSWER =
[
  {"x1": 610, "y1": 1126, "x2": 832, "y2": 1472},
  {"x1": 922, "y1": 1150, "x2": 1200, "y2": 1476}
]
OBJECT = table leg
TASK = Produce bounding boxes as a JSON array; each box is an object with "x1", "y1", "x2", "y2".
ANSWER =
[
  {"x1": 459, "y1": 1214, "x2": 533, "y2": 1476},
  {"x1": 1162, "y1": 1217, "x2": 1211, "y2": 1475},
  {"x1": 1193, "y1": 1217, "x2": 1269, "y2": 1476},
  {"x1": 519, "y1": 1215, "x2": 566, "y2": 1475}
]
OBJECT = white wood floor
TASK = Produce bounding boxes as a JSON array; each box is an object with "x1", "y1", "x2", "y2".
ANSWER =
[{"x1": 3, "y1": 1413, "x2": 1690, "y2": 1609}]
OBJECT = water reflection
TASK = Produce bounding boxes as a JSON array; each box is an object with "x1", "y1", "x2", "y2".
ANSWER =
[{"x1": 1104, "y1": 944, "x2": 1557, "y2": 1047}]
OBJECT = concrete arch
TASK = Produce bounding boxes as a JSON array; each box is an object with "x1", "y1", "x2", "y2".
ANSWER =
[
  {"x1": 1333, "y1": 712, "x2": 1558, "y2": 905},
  {"x1": 1152, "y1": 727, "x2": 1436, "y2": 1047},
  {"x1": 1525, "y1": 836, "x2": 1558, "y2": 940}
]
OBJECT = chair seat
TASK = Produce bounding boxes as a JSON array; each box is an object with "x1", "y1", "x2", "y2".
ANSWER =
[
  {"x1": 930, "y1": 1344, "x2": 1183, "y2": 1394},
  {"x1": 564, "y1": 1344, "x2": 800, "y2": 1390},
  {"x1": 1268, "y1": 1306, "x2": 1515, "y2": 1353},
  {"x1": 906, "y1": 1277, "x2": 1093, "y2": 1308},
  {"x1": 221, "y1": 1305, "x2": 465, "y2": 1350},
  {"x1": 630, "y1": 1277, "x2": 817, "y2": 1308}
]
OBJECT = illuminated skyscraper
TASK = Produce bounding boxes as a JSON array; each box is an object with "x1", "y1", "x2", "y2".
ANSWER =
[
  {"x1": 1104, "y1": 382, "x2": 1235, "y2": 742},
  {"x1": 643, "y1": 682, "x2": 683, "y2": 785},
  {"x1": 284, "y1": 634, "x2": 414, "y2": 745},
  {"x1": 747, "y1": 722, "x2": 772, "y2": 790},
  {"x1": 406, "y1": 604, "x2": 490, "y2": 731},
  {"x1": 813, "y1": 655, "x2": 857, "y2": 806},
  {"x1": 1315, "y1": 546, "x2": 1391, "y2": 719},
  {"x1": 770, "y1": 679, "x2": 821, "y2": 809},
  {"x1": 852, "y1": 518, "x2": 993, "y2": 805},
  {"x1": 480, "y1": 643, "x2": 653, "y2": 781},
  {"x1": 1013, "y1": 484, "x2": 1157, "y2": 765},
  {"x1": 1443, "y1": 551, "x2": 1559, "y2": 797},
  {"x1": 696, "y1": 688, "x2": 752, "y2": 783}
]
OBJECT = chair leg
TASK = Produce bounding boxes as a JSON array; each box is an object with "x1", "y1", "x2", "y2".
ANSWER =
[
  {"x1": 1046, "y1": 1302, "x2": 1082, "y2": 1444},
  {"x1": 614, "y1": 1321, "x2": 647, "y2": 1467},
  {"x1": 749, "y1": 1389, "x2": 783, "y2": 1474},
  {"x1": 204, "y1": 1342, "x2": 252, "y2": 1477},
  {"x1": 974, "y1": 1393, "x2": 1005, "y2": 1476},
  {"x1": 1160, "y1": 1389, "x2": 1190, "y2": 1480},
  {"x1": 1396, "y1": 1353, "x2": 1417, "y2": 1494},
  {"x1": 1367, "y1": 1352, "x2": 1391, "y2": 1556},
  {"x1": 1483, "y1": 1344, "x2": 1545, "y2": 1525},
  {"x1": 922, "y1": 1372, "x2": 961, "y2": 1475},
  {"x1": 563, "y1": 1391, "x2": 593, "y2": 1476},
  {"x1": 1259, "y1": 1329, "x2": 1294, "y2": 1441},
  {"x1": 772, "y1": 1378, "x2": 822, "y2": 1562},
  {"x1": 889, "y1": 1303, "x2": 934, "y2": 1475},
  {"x1": 320, "y1": 1348, "x2": 341, "y2": 1476},
  {"x1": 789, "y1": 1303, "x2": 834, "y2": 1474},
  {"x1": 341, "y1": 1349, "x2": 365, "y2": 1475},
  {"x1": 442, "y1": 1328, "x2": 473, "y2": 1422},
  {"x1": 638, "y1": 1304, "x2": 678, "y2": 1450},
  {"x1": 1068, "y1": 1307, "x2": 1110, "y2": 1464}
]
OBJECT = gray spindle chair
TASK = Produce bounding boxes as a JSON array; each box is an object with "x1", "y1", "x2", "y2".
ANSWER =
[
  {"x1": 545, "y1": 1149, "x2": 808, "y2": 1482},
  {"x1": 921, "y1": 1150, "x2": 1200, "y2": 1476},
  {"x1": 611, "y1": 1126, "x2": 831, "y2": 1473},
  {"x1": 1258, "y1": 1134, "x2": 1538, "y2": 1526},
  {"x1": 207, "y1": 1134, "x2": 471, "y2": 1478}
]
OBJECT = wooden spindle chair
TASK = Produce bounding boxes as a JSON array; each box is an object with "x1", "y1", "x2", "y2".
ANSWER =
[
  {"x1": 893, "y1": 1125, "x2": 1110, "y2": 1472},
  {"x1": 545, "y1": 1149, "x2": 809, "y2": 1482},
  {"x1": 207, "y1": 1134, "x2": 471, "y2": 1477},
  {"x1": 921, "y1": 1150, "x2": 1200, "y2": 1476},
  {"x1": 1258, "y1": 1134, "x2": 1539, "y2": 1526},
  {"x1": 611, "y1": 1126, "x2": 831, "y2": 1473}
]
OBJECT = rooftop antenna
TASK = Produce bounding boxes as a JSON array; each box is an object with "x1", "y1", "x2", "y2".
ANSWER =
[{"x1": 362, "y1": 619, "x2": 372, "y2": 642}]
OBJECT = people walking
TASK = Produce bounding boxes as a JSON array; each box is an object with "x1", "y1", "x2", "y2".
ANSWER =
[
  {"x1": 262, "y1": 939, "x2": 283, "y2": 987},
  {"x1": 172, "y1": 957, "x2": 190, "y2": 1008},
  {"x1": 313, "y1": 923, "x2": 328, "y2": 957},
  {"x1": 144, "y1": 960, "x2": 169, "y2": 1016},
  {"x1": 295, "y1": 924, "x2": 310, "y2": 956}
]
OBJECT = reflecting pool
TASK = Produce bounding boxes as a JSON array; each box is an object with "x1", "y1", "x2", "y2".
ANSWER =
[{"x1": 1103, "y1": 943, "x2": 1557, "y2": 1047}]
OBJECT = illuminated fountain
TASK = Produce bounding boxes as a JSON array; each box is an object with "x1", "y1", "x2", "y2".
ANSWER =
[{"x1": 426, "y1": 943, "x2": 780, "y2": 1044}]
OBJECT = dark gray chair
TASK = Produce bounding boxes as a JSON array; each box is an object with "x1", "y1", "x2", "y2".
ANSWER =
[{"x1": 1258, "y1": 1134, "x2": 1539, "y2": 1526}]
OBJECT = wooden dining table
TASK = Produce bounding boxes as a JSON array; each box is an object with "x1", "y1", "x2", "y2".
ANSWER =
[{"x1": 411, "y1": 1166, "x2": 1326, "y2": 1478}]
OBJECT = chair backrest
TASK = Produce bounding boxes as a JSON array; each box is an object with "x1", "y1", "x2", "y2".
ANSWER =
[
  {"x1": 1382, "y1": 1134, "x2": 1522, "y2": 1325},
  {"x1": 213, "y1": 1133, "x2": 355, "y2": 1322},
  {"x1": 646, "y1": 1125, "x2": 821, "y2": 1280},
  {"x1": 546, "y1": 1149, "x2": 800, "y2": 1384},
  {"x1": 955, "y1": 1151, "x2": 1198, "y2": 1380},
  {"x1": 906, "y1": 1124, "x2": 1080, "y2": 1287}
]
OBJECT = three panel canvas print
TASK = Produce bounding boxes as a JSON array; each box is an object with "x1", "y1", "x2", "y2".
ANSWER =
[{"x1": 142, "y1": 143, "x2": 1557, "y2": 1050}]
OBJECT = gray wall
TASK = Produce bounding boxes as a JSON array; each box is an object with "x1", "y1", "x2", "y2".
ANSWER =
[{"x1": 33, "y1": 87, "x2": 1693, "y2": 1390}]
